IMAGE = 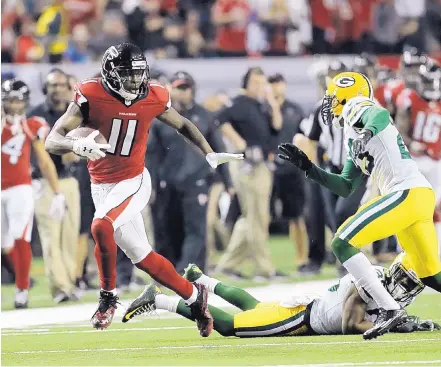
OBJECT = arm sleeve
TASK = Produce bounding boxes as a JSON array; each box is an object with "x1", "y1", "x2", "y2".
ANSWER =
[
  {"x1": 214, "y1": 104, "x2": 235, "y2": 126},
  {"x1": 361, "y1": 105, "x2": 390, "y2": 137},
  {"x1": 306, "y1": 158, "x2": 365, "y2": 197},
  {"x1": 207, "y1": 122, "x2": 233, "y2": 189}
]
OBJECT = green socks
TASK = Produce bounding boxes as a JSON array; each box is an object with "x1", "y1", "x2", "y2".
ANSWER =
[
  {"x1": 331, "y1": 237, "x2": 360, "y2": 263},
  {"x1": 214, "y1": 283, "x2": 259, "y2": 311},
  {"x1": 176, "y1": 300, "x2": 235, "y2": 336}
]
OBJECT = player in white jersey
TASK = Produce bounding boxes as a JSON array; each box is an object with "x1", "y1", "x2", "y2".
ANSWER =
[
  {"x1": 121, "y1": 262, "x2": 439, "y2": 337},
  {"x1": 278, "y1": 72, "x2": 441, "y2": 340}
]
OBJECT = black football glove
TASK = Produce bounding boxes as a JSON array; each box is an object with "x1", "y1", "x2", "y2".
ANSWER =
[
  {"x1": 278, "y1": 143, "x2": 312, "y2": 172},
  {"x1": 352, "y1": 130, "x2": 373, "y2": 158}
]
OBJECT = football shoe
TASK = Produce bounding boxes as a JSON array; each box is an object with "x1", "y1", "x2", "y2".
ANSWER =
[
  {"x1": 122, "y1": 283, "x2": 159, "y2": 323},
  {"x1": 91, "y1": 290, "x2": 120, "y2": 329}
]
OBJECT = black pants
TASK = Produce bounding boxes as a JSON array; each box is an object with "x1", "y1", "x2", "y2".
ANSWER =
[
  {"x1": 305, "y1": 180, "x2": 326, "y2": 266},
  {"x1": 151, "y1": 180, "x2": 208, "y2": 273}
]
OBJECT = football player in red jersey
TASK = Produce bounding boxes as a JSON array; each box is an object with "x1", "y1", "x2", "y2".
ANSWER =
[
  {"x1": 396, "y1": 62, "x2": 441, "y2": 252},
  {"x1": 352, "y1": 53, "x2": 390, "y2": 108},
  {"x1": 45, "y1": 43, "x2": 243, "y2": 334},
  {"x1": 1, "y1": 79, "x2": 65, "y2": 309},
  {"x1": 384, "y1": 48, "x2": 427, "y2": 119}
]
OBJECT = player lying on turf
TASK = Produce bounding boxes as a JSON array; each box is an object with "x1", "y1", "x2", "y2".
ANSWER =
[
  {"x1": 123, "y1": 260, "x2": 440, "y2": 337},
  {"x1": 278, "y1": 71, "x2": 441, "y2": 340}
]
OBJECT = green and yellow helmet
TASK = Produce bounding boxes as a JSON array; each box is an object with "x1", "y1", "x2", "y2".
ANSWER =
[{"x1": 321, "y1": 71, "x2": 374, "y2": 126}]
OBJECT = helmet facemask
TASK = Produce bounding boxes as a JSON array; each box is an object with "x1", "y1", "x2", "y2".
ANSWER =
[
  {"x1": 106, "y1": 62, "x2": 149, "y2": 101},
  {"x1": 321, "y1": 92, "x2": 345, "y2": 127},
  {"x1": 385, "y1": 263, "x2": 425, "y2": 307},
  {"x1": 418, "y1": 71, "x2": 441, "y2": 102}
]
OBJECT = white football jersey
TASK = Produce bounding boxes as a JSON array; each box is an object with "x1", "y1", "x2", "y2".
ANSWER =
[
  {"x1": 308, "y1": 267, "x2": 384, "y2": 335},
  {"x1": 308, "y1": 273, "x2": 353, "y2": 334},
  {"x1": 342, "y1": 97, "x2": 431, "y2": 195}
]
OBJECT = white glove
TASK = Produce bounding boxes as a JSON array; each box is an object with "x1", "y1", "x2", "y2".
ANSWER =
[
  {"x1": 206, "y1": 152, "x2": 244, "y2": 169},
  {"x1": 48, "y1": 193, "x2": 66, "y2": 218},
  {"x1": 72, "y1": 130, "x2": 111, "y2": 161}
]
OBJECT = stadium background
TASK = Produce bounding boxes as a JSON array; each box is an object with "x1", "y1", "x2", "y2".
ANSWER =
[{"x1": 2, "y1": 1, "x2": 441, "y2": 366}]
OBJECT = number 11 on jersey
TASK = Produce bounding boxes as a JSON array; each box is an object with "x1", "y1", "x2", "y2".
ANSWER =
[{"x1": 107, "y1": 118, "x2": 138, "y2": 157}]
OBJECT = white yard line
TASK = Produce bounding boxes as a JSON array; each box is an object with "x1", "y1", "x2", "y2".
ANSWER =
[
  {"x1": 263, "y1": 362, "x2": 441, "y2": 367},
  {"x1": 3, "y1": 338, "x2": 441, "y2": 355},
  {"x1": 4, "y1": 326, "x2": 195, "y2": 336}
]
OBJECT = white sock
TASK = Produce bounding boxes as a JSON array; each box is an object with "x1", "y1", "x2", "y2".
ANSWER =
[
  {"x1": 195, "y1": 274, "x2": 220, "y2": 293},
  {"x1": 155, "y1": 294, "x2": 180, "y2": 313},
  {"x1": 343, "y1": 252, "x2": 400, "y2": 310},
  {"x1": 184, "y1": 285, "x2": 198, "y2": 306}
]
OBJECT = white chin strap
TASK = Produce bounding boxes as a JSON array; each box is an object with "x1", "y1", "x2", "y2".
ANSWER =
[{"x1": 107, "y1": 82, "x2": 138, "y2": 101}]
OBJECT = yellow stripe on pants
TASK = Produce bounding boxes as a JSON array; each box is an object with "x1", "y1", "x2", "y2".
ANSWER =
[{"x1": 34, "y1": 177, "x2": 80, "y2": 297}]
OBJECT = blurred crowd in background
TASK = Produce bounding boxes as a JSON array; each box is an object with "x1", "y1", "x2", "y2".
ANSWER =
[{"x1": 2, "y1": 0, "x2": 441, "y2": 63}]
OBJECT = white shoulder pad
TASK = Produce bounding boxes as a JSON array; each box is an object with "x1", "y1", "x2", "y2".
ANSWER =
[{"x1": 342, "y1": 96, "x2": 376, "y2": 127}]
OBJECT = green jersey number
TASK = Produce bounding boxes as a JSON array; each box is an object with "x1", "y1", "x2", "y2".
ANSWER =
[{"x1": 397, "y1": 134, "x2": 411, "y2": 159}]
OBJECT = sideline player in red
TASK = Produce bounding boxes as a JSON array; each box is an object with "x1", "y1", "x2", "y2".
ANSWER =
[
  {"x1": 45, "y1": 43, "x2": 243, "y2": 335},
  {"x1": 1, "y1": 79, "x2": 65, "y2": 309},
  {"x1": 384, "y1": 48, "x2": 428, "y2": 119},
  {"x1": 396, "y1": 61, "x2": 441, "y2": 253}
]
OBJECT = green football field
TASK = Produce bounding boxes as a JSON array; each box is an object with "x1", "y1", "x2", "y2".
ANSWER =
[
  {"x1": 2, "y1": 293, "x2": 441, "y2": 366},
  {"x1": 2, "y1": 236, "x2": 441, "y2": 366}
]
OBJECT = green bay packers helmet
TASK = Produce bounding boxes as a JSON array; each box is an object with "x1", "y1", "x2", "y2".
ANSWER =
[{"x1": 321, "y1": 71, "x2": 374, "y2": 126}]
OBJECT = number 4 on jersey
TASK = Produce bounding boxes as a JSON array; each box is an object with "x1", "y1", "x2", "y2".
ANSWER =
[
  {"x1": 2, "y1": 134, "x2": 26, "y2": 164},
  {"x1": 107, "y1": 118, "x2": 138, "y2": 157}
]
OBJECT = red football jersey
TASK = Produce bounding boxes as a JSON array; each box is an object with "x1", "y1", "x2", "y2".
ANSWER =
[
  {"x1": 73, "y1": 78, "x2": 170, "y2": 184},
  {"x1": 374, "y1": 84, "x2": 387, "y2": 108},
  {"x1": 397, "y1": 89, "x2": 441, "y2": 160},
  {"x1": 1, "y1": 116, "x2": 49, "y2": 190},
  {"x1": 384, "y1": 79, "x2": 406, "y2": 108}
]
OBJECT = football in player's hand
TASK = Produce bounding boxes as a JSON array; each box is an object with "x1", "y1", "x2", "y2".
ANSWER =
[{"x1": 66, "y1": 127, "x2": 107, "y2": 144}]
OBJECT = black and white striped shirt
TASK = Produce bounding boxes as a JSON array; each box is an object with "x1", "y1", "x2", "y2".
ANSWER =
[{"x1": 300, "y1": 102, "x2": 346, "y2": 170}]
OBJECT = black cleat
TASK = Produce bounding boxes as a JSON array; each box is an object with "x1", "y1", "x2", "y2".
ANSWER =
[
  {"x1": 122, "y1": 284, "x2": 158, "y2": 323},
  {"x1": 363, "y1": 308, "x2": 408, "y2": 340},
  {"x1": 190, "y1": 283, "x2": 213, "y2": 337},
  {"x1": 91, "y1": 290, "x2": 120, "y2": 329}
]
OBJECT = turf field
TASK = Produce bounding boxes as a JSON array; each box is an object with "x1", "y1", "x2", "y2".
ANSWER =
[
  {"x1": 1, "y1": 236, "x2": 338, "y2": 311},
  {"x1": 2, "y1": 236, "x2": 441, "y2": 366},
  {"x1": 2, "y1": 293, "x2": 441, "y2": 366}
]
